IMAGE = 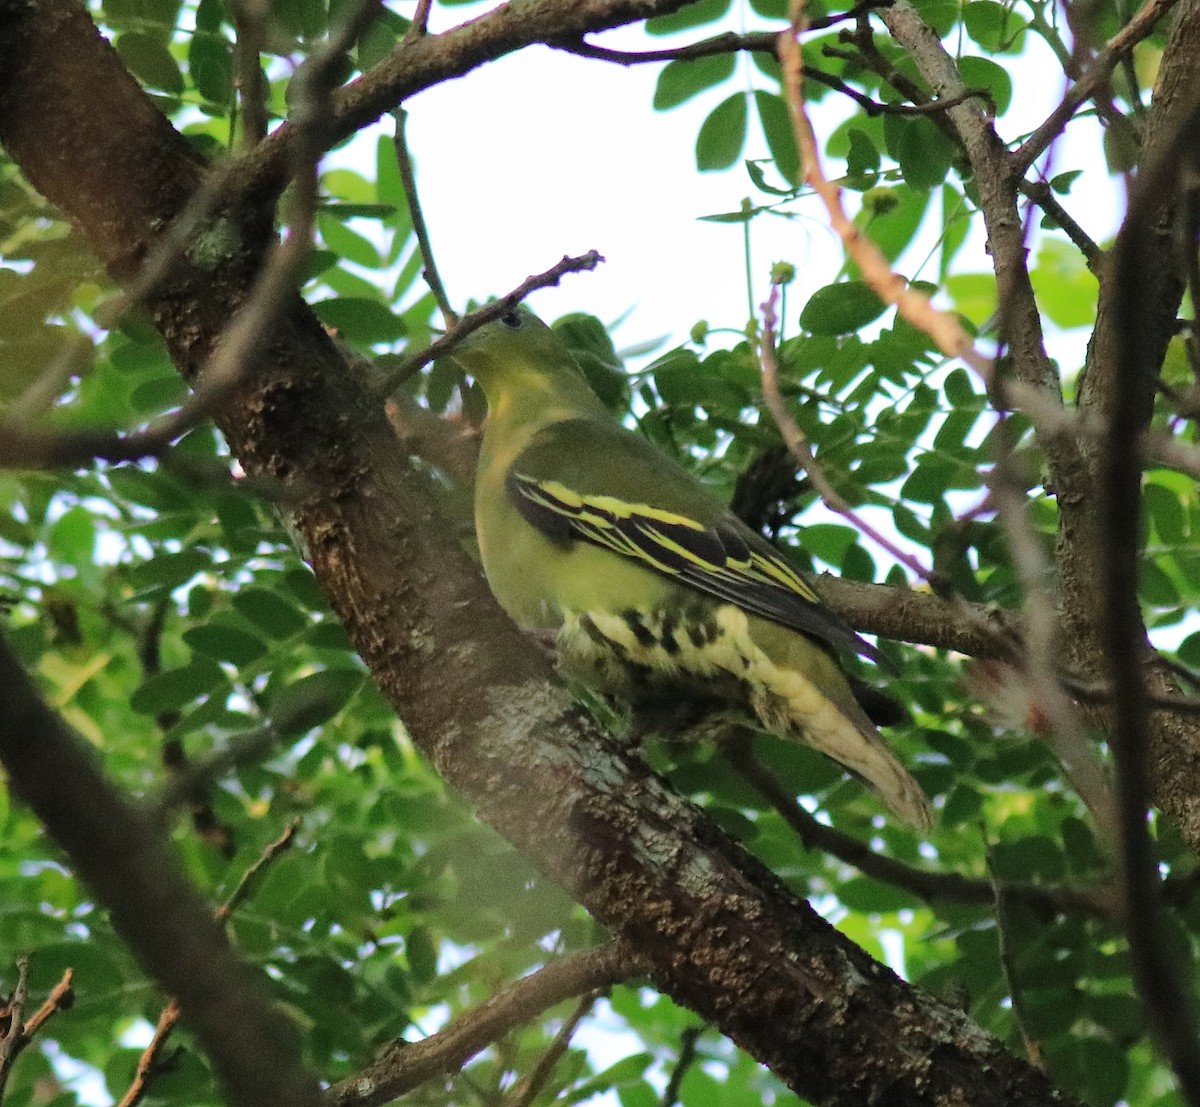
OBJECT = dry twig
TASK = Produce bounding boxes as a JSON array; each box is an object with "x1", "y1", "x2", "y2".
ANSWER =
[
  {"x1": 329, "y1": 944, "x2": 646, "y2": 1107},
  {"x1": 375, "y1": 250, "x2": 604, "y2": 397},
  {"x1": 0, "y1": 960, "x2": 75, "y2": 1102}
]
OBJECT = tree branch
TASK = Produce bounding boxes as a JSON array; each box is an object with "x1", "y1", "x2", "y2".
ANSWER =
[
  {"x1": 375, "y1": 251, "x2": 605, "y2": 396},
  {"x1": 1104, "y1": 89, "x2": 1200, "y2": 1106},
  {"x1": 506, "y1": 991, "x2": 601, "y2": 1107},
  {"x1": 118, "y1": 818, "x2": 303, "y2": 1107},
  {"x1": 0, "y1": 631, "x2": 322, "y2": 1107},
  {"x1": 392, "y1": 108, "x2": 456, "y2": 326},
  {"x1": 728, "y1": 746, "x2": 1117, "y2": 919},
  {"x1": 1013, "y1": 0, "x2": 1183, "y2": 175},
  {"x1": 330, "y1": 945, "x2": 643, "y2": 1107}
]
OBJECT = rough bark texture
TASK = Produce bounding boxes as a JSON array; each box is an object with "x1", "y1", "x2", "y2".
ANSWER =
[
  {"x1": 1066, "y1": 0, "x2": 1200, "y2": 845},
  {"x1": 0, "y1": 633, "x2": 324, "y2": 1107},
  {"x1": 883, "y1": 0, "x2": 1200, "y2": 851},
  {"x1": 0, "y1": 2, "x2": 1081, "y2": 1105}
]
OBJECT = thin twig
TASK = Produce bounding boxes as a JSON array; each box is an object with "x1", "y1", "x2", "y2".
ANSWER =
[
  {"x1": 551, "y1": 0, "x2": 888, "y2": 66},
  {"x1": 393, "y1": 108, "x2": 457, "y2": 326},
  {"x1": 0, "y1": 956, "x2": 31, "y2": 1102},
  {"x1": 0, "y1": 961, "x2": 74, "y2": 1102},
  {"x1": 554, "y1": 29, "x2": 986, "y2": 119},
  {"x1": 1013, "y1": 0, "x2": 1182, "y2": 174},
  {"x1": 727, "y1": 746, "x2": 1117, "y2": 919},
  {"x1": 119, "y1": 821, "x2": 302, "y2": 1107},
  {"x1": 758, "y1": 282, "x2": 939, "y2": 584},
  {"x1": 329, "y1": 944, "x2": 647, "y2": 1107},
  {"x1": 553, "y1": 28, "x2": 776, "y2": 64},
  {"x1": 404, "y1": 0, "x2": 434, "y2": 41},
  {"x1": 374, "y1": 250, "x2": 604, "y2": 397},
  {"x1": 230, "y1": 0, "x2": 270, "y2": 146},
  {"x1": 660, "y1": 1026, "x2": 703, "y2": 1107},
  {"x1": 987, "y1": 854, "x2": 1046, "y2": 1070},
  {"x1": 216, "y1": 818, "x2": 302, "y2": 922},
  {"x1": 117, "y1": 1000, "x2": 182, "y2": 1107},
  {"x1": 1019, "y1": 180, "x2": 1104, "y2": 273},
  {"x1": 506, "y1": 991, "x2": 600, "y2": 1107},
  {"x1": 18, "y1": 970, "x2": 74, "y2": 1040}
]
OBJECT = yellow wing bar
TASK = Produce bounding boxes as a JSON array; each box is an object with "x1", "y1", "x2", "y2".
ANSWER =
[{"x1": 508, "y1": 471, "x2": 874, "y2": 659}]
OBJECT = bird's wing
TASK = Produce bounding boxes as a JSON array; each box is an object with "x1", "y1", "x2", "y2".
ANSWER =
[{"x1": 505, "y1": 427, "x2": 877, "y2": 662}]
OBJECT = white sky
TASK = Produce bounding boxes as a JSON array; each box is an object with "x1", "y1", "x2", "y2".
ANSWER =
[{"x1": 365, "y1": 1, "x2": 1126, "y2": 363}]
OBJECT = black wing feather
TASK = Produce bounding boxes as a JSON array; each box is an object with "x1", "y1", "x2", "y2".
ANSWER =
[{"x1": 505, "y1": 470, "x2": 878, "y2": 661}]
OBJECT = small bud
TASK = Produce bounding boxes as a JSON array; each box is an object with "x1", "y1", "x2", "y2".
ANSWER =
[
  {"x1": 770, "y1": 262, "x2": 796, "y2": 286},
  {"x1": 862, "y1": 187, "x2": 899, "y2": 215}
]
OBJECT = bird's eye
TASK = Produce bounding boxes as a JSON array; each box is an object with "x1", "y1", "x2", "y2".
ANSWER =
[{"x1": 500, "y1": 310, "x2": 522, "y2": 329}]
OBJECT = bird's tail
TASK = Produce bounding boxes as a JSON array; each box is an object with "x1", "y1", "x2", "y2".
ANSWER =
[
  {"x1": 750, "y1": 670, "x2": 932, "y2": 830},
  {"x1": 734, "y1": 643, "x2": 931, "y2": 826}
]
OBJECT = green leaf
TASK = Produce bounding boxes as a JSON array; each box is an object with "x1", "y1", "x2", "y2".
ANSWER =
[
  {"x1": 910, "y1": 0, "x2": 958, "y2": 34},
  {"x1": 838, "y1": 876, "x2": 915, "y2": 913},
  {"x1": 27, "y1": 941, "x2": 126, "y2": 995},
  {"x1": 882, "y1": 114, "x2": 956, "y2": 191},
  {"x1": 127, "y1": 549, "x2": 212, "y2": 592},
  {"x1": 47, "y1": 505, "x2": 96, "y2": 565},
  {"x1": 564, "y1": 1054, "x2": 655, "y2": 1103},
  {"x1": 318, "y1": 213, "x2": 381, "y2": 270},
  {"x1": 313, "y1": 297, "x2": 405, "y2": 345},
  {"x1": 696, "y1": 94, "x2": 748, "y2": 172},
  {"x1": 943, "y1": 367, "x2": 978, "y2": 408},
  {"x1": 1144, "y1": 480, "x2": 1187, "y2": 544},
  {"x1": 958, "y1": 56, "x2": 1013, "y2": 115},
  {"x1": 553, "y1": 313, "x2": 629, "y2": 411},
  {"x1": 646, "y1": 0, "x2": 731, "y2": 35},
  {"x1": 232, "y1": 587, "x2": 310, "y2": 638},
  {"x1": 845, "y1": 127, "x2": 880, "y2": 182},
  {"x1": 131, "y1": 658, "x2": 227, "y2": 714},
  {"x1": 116, "y1": 31, "x2": 184, "y2": 94},
  {"x1": 1140, "y1": 558, "x2": 1179, "y2": 605},
  {"x1": 1103, "y1": 113, "x2": 1140, "y2": 174},
  {"x1": 861, "y1": 184, "x2": 930, "y2": 263},
  {"x1": 945, "y1": 272, "x2": 997, "y2": 327},
  {"x1": 1050, "y1": 170, "x2": 1082, "y2": 195},
  {"x1": 189, "y1": 31, "x2": 233, "y2": 105},
  {"x1": 356, "y1": 9, "x2": 408, "y2": 70},
  {"x1": 754, "y1": 90, "x2": 800, "y2": 184},
  {"x1": 184, "y1": 623, "x2": 269, "y2": 666},
  {"x1": 800, "y1": 281, "x2": 888, "y2": 336},
  {"x1": 274, "y1": 0, "x2": 326, "y2": 39},
  {"x1": 963, "y1": 1, "x2": 1028, "y2": 52},
  {"x1": 270, "y1": 668, "x2": 363, "y2": 736},
  {"x1": 653, "y1": 53, "x2": 735, "y2": 110},
  {"x1": 1029, "y1": 239, "x2": 1098, "y2": 328},
  {"x1": 405, "y1": 925, "x2": 438, "y2": 984}
]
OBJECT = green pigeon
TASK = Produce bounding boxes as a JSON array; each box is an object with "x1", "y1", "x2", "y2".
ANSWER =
[{"x1": 453, "y1": 306, "x2": 931, "y2": 830}]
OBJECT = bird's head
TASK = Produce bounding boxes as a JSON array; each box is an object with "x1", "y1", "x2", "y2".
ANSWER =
[{"x1": 450, "y1": 305, "x2": 603, "y2": 416}]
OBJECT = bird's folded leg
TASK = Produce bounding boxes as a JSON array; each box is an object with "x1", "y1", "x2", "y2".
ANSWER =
[{"x1": 625, "y1": 696, "x2": 753, "y2": 750}]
